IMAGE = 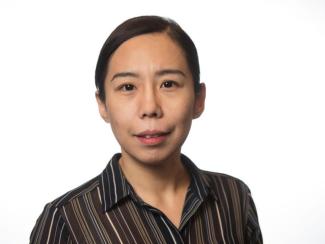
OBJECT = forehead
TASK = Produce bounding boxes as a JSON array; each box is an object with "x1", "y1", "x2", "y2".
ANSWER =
[{"x1": 107, "y1": 33, "x2": 189, "y2": 74}]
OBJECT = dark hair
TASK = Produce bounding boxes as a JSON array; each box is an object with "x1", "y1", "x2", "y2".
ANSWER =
[{"x1": 95, "y1": 15, "x2": 200, "y2": 101}]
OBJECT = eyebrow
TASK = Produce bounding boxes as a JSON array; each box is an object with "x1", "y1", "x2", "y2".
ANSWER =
[
  {"x1": 155, "y1": 69, "x2": 186, "y2": 77},
  {"x1": 110, "y1": 72, "x2": 139, "y2": 82},
  {"x1": 110, "y1": 69, "x2": 186, "y2": 82}
]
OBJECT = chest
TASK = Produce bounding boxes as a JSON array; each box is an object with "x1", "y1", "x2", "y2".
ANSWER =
[{"x1": 63, "y1": 198, "x2": 245, "y2": 244}]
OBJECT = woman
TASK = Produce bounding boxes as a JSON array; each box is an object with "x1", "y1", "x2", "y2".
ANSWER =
[{"x1": 30, "y1": 15, "x2": 262, "y2": 243}]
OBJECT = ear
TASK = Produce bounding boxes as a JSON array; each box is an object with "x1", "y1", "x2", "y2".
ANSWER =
[
  {"x1": 95, "y1": 91, "x2": 110, "y2": 123},
  {"x1": 193, "y1": 83, "x2": 206, "y2": 119}
]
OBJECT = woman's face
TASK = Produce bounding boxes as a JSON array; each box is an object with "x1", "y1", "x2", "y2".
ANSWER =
[{"x1": 96, "y1": 32, "x2": 205, "y2": 165}]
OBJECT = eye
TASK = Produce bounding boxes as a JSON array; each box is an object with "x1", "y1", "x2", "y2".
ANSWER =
[
  {"x1": 161, "y1": 80, "x2": 176, "y2": 89},
  {"x1": 119, "y1": 84, "x2": 135, "y2": 91}
]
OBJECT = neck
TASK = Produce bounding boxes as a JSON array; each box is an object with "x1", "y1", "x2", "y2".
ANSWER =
[{"x1": 118, "y1": 151, "x2": 190, "y2": 197}]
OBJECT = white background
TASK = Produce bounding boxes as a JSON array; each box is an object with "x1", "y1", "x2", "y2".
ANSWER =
[{"x1": 1, "y1": 0, "x2": 324, "y2": 243}]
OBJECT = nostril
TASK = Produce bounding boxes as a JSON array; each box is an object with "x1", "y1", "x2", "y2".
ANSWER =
[
  {"x1": 142, "y1": 111, "x2": 159, "y2": 118},
  {"x1": 139, "y1": 93, "x2": 163, "y2": 118}
]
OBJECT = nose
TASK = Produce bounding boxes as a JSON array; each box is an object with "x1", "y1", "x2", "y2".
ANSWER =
[{"x1": 139, "y1": 87, "x2": 162, "y2": 119}]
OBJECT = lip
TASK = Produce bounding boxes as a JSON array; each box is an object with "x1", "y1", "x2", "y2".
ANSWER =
[{"x1": 135, "y1": 130, "x2": 170, "y2": 145}]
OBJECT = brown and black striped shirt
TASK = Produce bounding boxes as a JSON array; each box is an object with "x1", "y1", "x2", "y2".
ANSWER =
[{"x1": 30, "y1": 153, "x2": 262, "y2": 243}]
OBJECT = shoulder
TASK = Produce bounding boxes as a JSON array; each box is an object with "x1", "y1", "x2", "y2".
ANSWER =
[
  {"x1": 198, "y1": 171, "x2": 263, "y2": 242},
  {"x1": 199, "y1": 170, "x2": 252, "y2": 204},
  {"x1": 201, "y1": 169, "x2": 250, "y2": 191},
  {"x1": 50, "y1": 175, "x2": 100, "y2": 209},
  {"x1": 39, "y1": 174, "x2": 101, "y2": 219},
  {"x1": 200, "y1": 170, "x2": 263, "y2": 242},
  {"x1": 30, "y1": 175, "x2": 100, "y2": 243}
]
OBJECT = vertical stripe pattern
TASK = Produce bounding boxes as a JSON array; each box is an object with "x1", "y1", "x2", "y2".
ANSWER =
[{"x1": 30, "y1": 153, "x2": 262, "y2": 244}]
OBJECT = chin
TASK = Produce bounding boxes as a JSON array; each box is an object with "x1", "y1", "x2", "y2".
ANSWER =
[{"x1": 122, "y1": 146, "x2": 180, "y2": 167}]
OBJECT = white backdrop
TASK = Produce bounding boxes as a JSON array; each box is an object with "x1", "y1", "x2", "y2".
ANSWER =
[{"x1": 0, "y1": 0, "x2": 324, "y2": 243}]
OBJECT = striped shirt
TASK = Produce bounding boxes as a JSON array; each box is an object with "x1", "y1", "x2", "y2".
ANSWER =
[{"x1": 30, "y1": 153, "x2": 262, "y2": 243}]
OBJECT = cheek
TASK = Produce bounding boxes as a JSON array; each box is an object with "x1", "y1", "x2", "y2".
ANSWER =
[
  {"x1": 168, "y1": 97, "x2": 195, "y2": 127},
  {"x1": 107, "y1": 99, "x2": 136, "y2": 129}
]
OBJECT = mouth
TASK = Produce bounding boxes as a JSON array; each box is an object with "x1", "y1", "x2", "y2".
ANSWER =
[{"x1": 134, "y1": 130, "x2": 171, "y2": 145}]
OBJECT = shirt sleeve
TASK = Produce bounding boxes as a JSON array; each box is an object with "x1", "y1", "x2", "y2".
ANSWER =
[
  {"x1": 245, "y1": 190, "x2": 263, "y2": 244},
  {"x1": 30, "y1": 203, "x2": 71, "y2": 244}
]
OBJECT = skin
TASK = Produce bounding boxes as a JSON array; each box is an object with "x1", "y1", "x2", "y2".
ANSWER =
[{"x1": 96, "y1": 32, "x2": 206, "y2": 227}]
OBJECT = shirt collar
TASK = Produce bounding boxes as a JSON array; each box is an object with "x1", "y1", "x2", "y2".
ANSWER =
[
  {"x1": 99, "y1": 153, "x2": 131, "y2": 212},
  {"x1": 180, "y1": 154, "x2": 217, "y2": 201},
  {"x1": 99, "y1": 153, "x2": 216, "y2": 213}
]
